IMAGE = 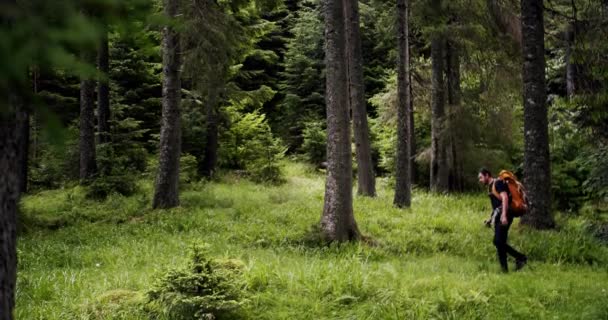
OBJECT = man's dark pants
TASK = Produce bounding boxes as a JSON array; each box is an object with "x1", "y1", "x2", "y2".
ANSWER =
[{"x1": 492, "y1": 209, "x2": 525, "y2": 272}]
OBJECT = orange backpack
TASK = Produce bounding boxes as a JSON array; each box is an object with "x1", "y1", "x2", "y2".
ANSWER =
[{"x1": 491, "y1": 170, "x2": 528, "y2": 217}]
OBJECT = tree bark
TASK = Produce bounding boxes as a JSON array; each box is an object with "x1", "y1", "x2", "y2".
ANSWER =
[
  {"x1": 446, "y1": 40, "x2": 464, "y2": 192},
  {"x1": 430, "y1": 35, "x2": 449, "y2": 192},
  {"x1": 394, "y1": 0, "x2": 412, "y2": 208},
  {"x1": 565, "y1": 21, "x2": 581, "y2": 98},
  {"x1": 200, "y1": 91, "x2": 219, "y2": 178},
  {"x1": 0, "y1": 94, "x2": 20, "y2": 320},
  {"x1": 153, "y1": 0, "x2": 182, "y2": 209},
  {"x1": 320, "y1": 0, "x2": 359, "y2": 242},
  {"x1": 79, "y1": 50, "x2": 97, "y2": 182},
  {"x1": 345, "y1": 0, "x2": 375, "y2": 197},
  {"x1": 31, "y1": 69, "x2": 38, "y2": 164},
  {"x1": 1, "y1": 5, "x2": 21, "y2": 316},
  {"x1": 97, "y1": 28, "x2": 111, "y2": 145},
  {"x1": 409, "y1": 71, "x2": 416, "y2": 184},
  {"x1": 520, "y1": 0, "x2": 554, "y2": 229},
  {"x1": 16, "y1": 107, "x2": 29, "y2": 194}
]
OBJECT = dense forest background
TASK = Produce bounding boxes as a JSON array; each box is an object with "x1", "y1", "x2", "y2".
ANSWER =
[{"x1": 4, "y1": 0, "x2": 608, "y2": 207}]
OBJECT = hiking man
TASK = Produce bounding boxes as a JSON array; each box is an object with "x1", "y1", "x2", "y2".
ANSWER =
[{"x1": 478, "y1": 168, "x2": 527, "y2": 272}]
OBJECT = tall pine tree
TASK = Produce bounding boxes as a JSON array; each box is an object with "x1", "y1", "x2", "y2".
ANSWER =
[
  {"x1": 153, "y1": 0, "x2": 182, "y2": 209},
  {"x1": 345, "y1": 0, "x2": 376, "y2": 197},
  {"x1": 394, "y1": 0, "x2": 412, "y2": 207},
  {"x1": 320, "y1": 0, "x2": 360, "y2": 241},
  {"x1": 520, "y1": 0, "x2": 554, "y2": 228}
]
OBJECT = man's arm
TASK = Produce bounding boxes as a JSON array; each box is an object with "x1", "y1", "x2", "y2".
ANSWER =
[{"x1": 500, "y1": 191, "x2": 509, "y2": 225}]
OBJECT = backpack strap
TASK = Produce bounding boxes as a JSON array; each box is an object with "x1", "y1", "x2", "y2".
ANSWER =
[{"x1": 491, "y1": 179, "x2": 501, "y2": 200}]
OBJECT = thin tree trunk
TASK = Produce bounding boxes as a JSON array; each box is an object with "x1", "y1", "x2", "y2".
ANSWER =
[
  {"x1": 79, "y1": 50, "x2": 97, "y2": 182},
  {"x1": 446, "y1": 40, "x2": 463, "y2": 192},
  {"x1": 32, "y1": 69, "x2": 38, "y2": 163},
  {"x1": 565, "y1": 21, "x2": 580, "y2": 98},
  {"x1": 430, "y1": 35, "x2": 449, "y2": 192},
  {"x1": 17, "y1": 107, "x2": 29, "y2": 194},
  {"x1": 153, "y1": 0, "x2": 182, "y2": 209},
  {"x1": 520, "y1": 0, "x2": 554, "y2": 229},
  {"x1": 200, "y1": 91, "x2": 219, "y2": 178},
  {"x1": 345, "y1": 0, "x2": 375, "y2": 197},
  {"x1": 320, "y1": 0, "x2": 359, "y2": 242},
  {"x1": 409, "y1": 71, "x2": 416, "y2": 184},
  {"x1": 394, "y1": 0, "x2": 412, "y2": 207},
  {"x1": 0, "y1": 93, "x2": 21, "y2": 320},
  {"x1": 97, "y1": 28, "x2": 111, "y2": 144},
  {"x1": 566, "y1": 1, "x2": 578, "y2": 98}
]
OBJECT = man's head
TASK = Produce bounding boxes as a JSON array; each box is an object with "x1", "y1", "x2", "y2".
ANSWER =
[{"x1": 478, "y1": 168, "x2": 492, "y2": 185}]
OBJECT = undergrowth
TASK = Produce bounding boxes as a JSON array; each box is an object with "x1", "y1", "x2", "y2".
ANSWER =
[{"x1": 16, "y1": 162, "x2": 608, "y2": 319}]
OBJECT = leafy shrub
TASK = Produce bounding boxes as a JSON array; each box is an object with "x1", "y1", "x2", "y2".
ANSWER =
[
  {"x1": 300, "y1": 120, "x2": 326, "y2": 166},
  {"x1": 29, "y1": 125, "x2": 80, "y2": 189},
  {"x1": 85, "y1": 117, "x2": 149, "y2": 199},
  {"x1": 220, "y1": 107, "x2": 286, "y2": 183},
  {"x1": 547, "y1": 100, "x2": 593, "y2": 211},
  {"x1": 582, "y1": 145, "x2": 608, "y2": 201},
  {"x1": 86, "y1": 174, "x2": 138, "y2": 200},
  {"x1": 181, "y1": 92, "x2": 208, "y2": 170},
  {"x1": 247, "y1": 139, "x2": 286, "y2": 184},
  {"x1": 86, "y1": 145, "x2": 133, "y2": 199},
  {"x1": 180, "y1": 153, "x2": 199, "y2": 185},
  {"x1": 145, "y1": 244, "x2": 247, "y2": 320},
  {"x1": 109, "y1": 116, "x2": 149, "y2": 173},
  {"x1": 369, "y1": 117, "x2": 396, "y2": 176}
]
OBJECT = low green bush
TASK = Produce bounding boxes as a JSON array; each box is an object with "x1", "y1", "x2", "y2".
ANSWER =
[{"x1": 145, "y1": 244, "x2": 247, "y2": 320}]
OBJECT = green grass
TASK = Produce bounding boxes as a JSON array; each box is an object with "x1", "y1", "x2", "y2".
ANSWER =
[{"x1": 16, "y1": 162, "x2": 608, "y2": 319}]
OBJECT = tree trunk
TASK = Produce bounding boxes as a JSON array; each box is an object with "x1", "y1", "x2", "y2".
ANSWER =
[
  {"x1": 200, "y1": 91, "x2": 219, "y2": 178},
  {"x1": 320, "y1": 0, "x2": 359, "y2": 242},
  {"x1": 394, "y1": 0, "x2": 412, "y2": 208},
  {"x1": 409, "y1": 71, "x2": 416, "y2": 184},
  {"x1": 79, "y1": 50, "x2": 97, "y2": 182},
  {"x1": 430, "y1": 35, "x2": 449, "y2": 192},
  {"x1": 520, "y1": 0, "x2": 554, "y2": 229},
  {"x1": 153, "y1": 0, "x2": 182, "y2": 209},
  {"x1": 1, "y1": 6, "x2": 21, "y2": 315},
  {"x1": 16, "y1": 107, "x2": 29, "y2": 194},
  {"x1": 97, "y1": 28, "x2": 111, "y2": 145},
  {"x1": 0, "y1": 94, "x2": 21, "y2": 320},
  {"x1": 565, "y1": 22, "x2": 581, "y2": 98},
  {"x1": 446, "y1": 40, "x2": 463, "y2": 192},
  {"x1": 32, "y1": 69, "x2": 38, "y2": 164},
  {"x1": 345, "y1": 0, "x2": 375, "y2": 197}
]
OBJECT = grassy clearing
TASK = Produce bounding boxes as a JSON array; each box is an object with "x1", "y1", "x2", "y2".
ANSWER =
[{"x1": 16, "y1": 162, "x2": 608, "y2": 319}]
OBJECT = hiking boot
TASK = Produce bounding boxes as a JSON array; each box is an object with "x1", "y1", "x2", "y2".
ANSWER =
[{"x1": 515, "y1": 257, "x2": 527, "y2": 271}]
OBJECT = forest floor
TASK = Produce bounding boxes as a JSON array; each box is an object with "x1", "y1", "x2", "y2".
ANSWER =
[{"x1": 16, "y1": 162, "x2": 608, "y2": 319}]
